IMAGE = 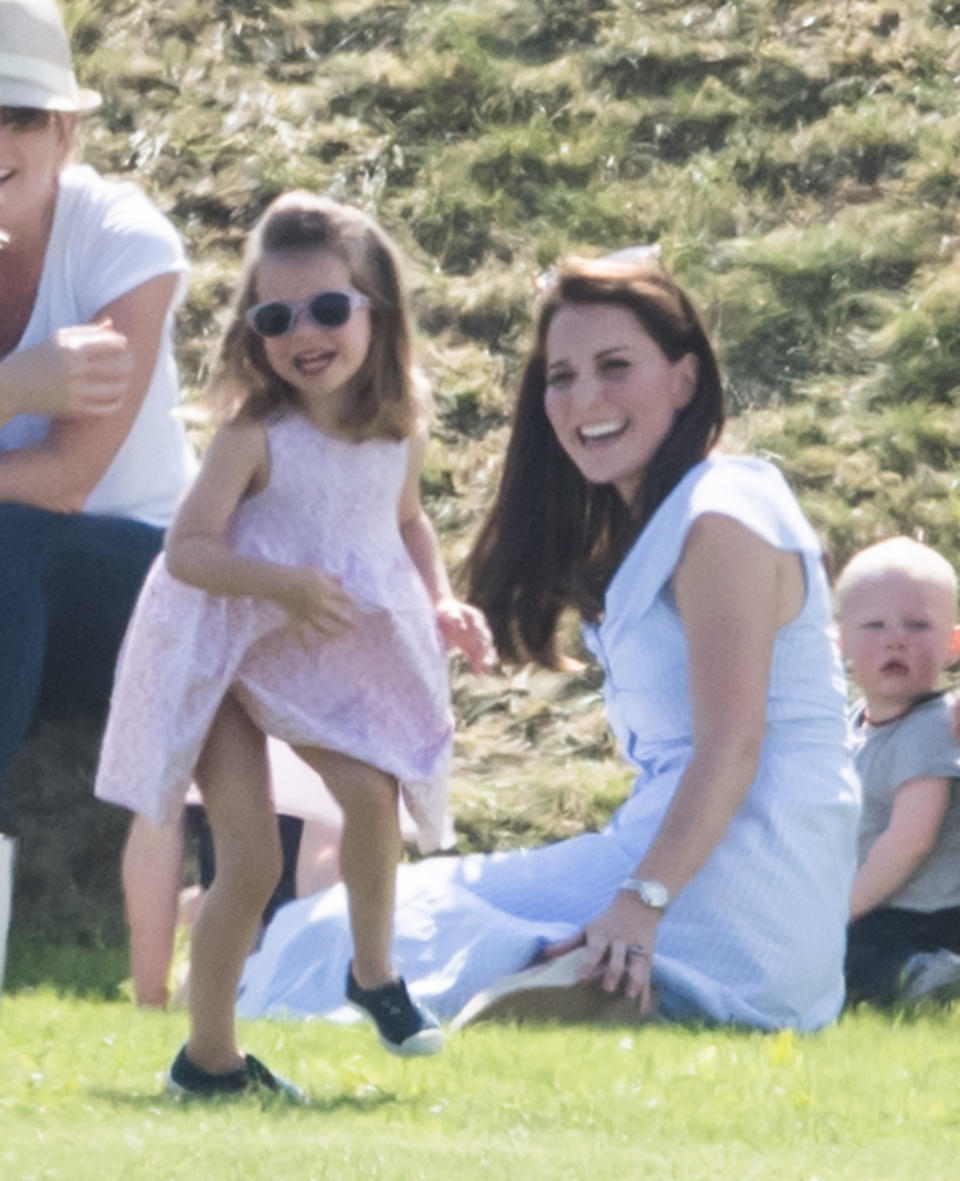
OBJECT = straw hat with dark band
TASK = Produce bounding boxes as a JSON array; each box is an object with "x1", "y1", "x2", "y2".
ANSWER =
[{"x1": 0, "y1": 0, "x2": 100, "y2": 112}]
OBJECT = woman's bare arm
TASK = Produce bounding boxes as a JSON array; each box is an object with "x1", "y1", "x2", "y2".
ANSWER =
[
  {"x1": 570, "y1": 515, "x2": 797, "y2": 1006},
  {"x1": 0, "y1": 272, "x2": 179, "y2": 511}
]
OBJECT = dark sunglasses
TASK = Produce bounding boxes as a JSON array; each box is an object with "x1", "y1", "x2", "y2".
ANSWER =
[
  {"x1": 0, "y1": 107, "x2": 52, "y2": 132},
  {"x1": 246, "y1": 289, "x2": 371, "y2": 337}
]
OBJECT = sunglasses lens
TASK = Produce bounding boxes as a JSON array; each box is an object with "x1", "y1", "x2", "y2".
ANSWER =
[
  {"x1": 308, "y1": 292, "x2": 352, "y2": 327},
  {"x1": 0, "y1": 107, "x2": 50, "y2": 131},
  {"x1": 251, "y1": 302, "x2": 293, "y2": 337},
  {"x1": 248, "y1": 292, "x2": 362, "y2": 336}
]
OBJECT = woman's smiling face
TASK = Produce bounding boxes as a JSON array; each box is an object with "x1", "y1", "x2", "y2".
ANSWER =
[
  {"x1": 543, "y1": 301, "x2": 696, "y2": 503},
  {"x1": 0, "y1": 109, "x2": 74, "y2": 248}
]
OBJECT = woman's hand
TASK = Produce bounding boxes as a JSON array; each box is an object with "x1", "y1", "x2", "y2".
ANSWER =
[
  {"x1": 544, "y1": 893, "x2": 661, "y2": 1014},
  {"x1": 435, "y1": 595, "x2": 496, "y2": 673},
  {"x1": 0, "y1": 274, "x2": 181, "y2": 512},
  {"x1": 1, "y1": 319, "x2": 134, "y2": 420},
  {"x1": 275, "y1": 566, "x2": 357, "y2": 639}
]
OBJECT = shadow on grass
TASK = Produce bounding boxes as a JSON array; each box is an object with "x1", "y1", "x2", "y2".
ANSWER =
[
  {"x1": 6, "y1": 937, "x2": 129, "y2": 1000},
  {"x1": 91, "y1": 1086, "x2": 403, "y2": 1116}
]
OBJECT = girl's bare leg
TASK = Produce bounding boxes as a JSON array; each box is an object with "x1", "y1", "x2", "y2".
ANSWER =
[
  {"x1": 186, "y1": 694, "x2": 280, "y2": 1073},
  {"x1": 292, "y1": 746, "x2": 399, "y2": 989},
  {"x1": 123, "y1": 814, "x2": 184, "y2": 1008}
]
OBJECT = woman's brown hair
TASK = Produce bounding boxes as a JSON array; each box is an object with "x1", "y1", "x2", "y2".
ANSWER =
[{"x1": 465, "y1": 254, "x2": 725, "y2": 667}]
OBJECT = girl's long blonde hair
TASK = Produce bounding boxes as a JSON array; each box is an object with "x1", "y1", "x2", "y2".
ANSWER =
[{"x1": 206, "y1": 192, "x2": 423, "y2": 438}]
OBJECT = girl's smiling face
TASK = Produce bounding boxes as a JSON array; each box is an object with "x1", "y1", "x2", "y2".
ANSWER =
[
  {"x1": 543, "y1": 302, "x2": 696, "y2": 503},
  {"x1": 255, "y1": 247, "x2": 371, "y2": 430}
]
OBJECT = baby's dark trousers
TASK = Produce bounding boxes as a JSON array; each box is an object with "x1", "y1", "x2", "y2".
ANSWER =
[{"x1": 845, "y1": 905, "x2": 960, "y2": 1005}]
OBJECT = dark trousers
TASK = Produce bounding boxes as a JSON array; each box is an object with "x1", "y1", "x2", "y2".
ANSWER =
[
  {"x1": 0, "y1": 502, "x2": 163, "y2": 830},
  {"x1": 187, "y1": 804, "x2": 304, "y2": 928},
  {"x1": 845, "y1": 905, "x2": 960, "y2": 1005}
]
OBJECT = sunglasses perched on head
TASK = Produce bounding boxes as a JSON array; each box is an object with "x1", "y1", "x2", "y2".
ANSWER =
[
  {"x1": 535, "y1": 244, "x2": 664, "y2": 294},
  {"x1": 0, "y1": 107, "x2": 52, "y2": 132},
  {"x1": 246, "y1": 290, "x2": 371, "y2": 337}
]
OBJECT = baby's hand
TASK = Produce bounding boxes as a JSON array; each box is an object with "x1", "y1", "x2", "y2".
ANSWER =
[
  {"x1": 277, "y1": 567, "x2": 356, "y2": 638},
  {"x1": 435, "y1": 596, "x2": 496, "y2": 674}
]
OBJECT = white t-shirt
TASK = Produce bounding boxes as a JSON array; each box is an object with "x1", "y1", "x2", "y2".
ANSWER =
[{"x1": 0, "y1": 164, "x2": 196, "y2": 526}]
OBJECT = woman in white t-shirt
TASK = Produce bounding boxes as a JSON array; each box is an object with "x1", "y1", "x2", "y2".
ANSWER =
[{"x1": 0, "y1": 0, "x2": 194, "y2": 990}]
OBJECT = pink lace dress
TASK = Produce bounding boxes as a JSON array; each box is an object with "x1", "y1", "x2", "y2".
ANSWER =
[{"x1": 95, "y1": 412, "x2": 453, "y2": 852}]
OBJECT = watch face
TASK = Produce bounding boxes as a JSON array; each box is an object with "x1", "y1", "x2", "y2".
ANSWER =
[{"x1": 639, "y1": 880, "x2": 670, "y2": 909}]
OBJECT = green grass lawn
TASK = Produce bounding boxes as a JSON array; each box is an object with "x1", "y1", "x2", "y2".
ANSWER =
[{"x1": 2, "y1": 983, "x2": 959, "y2": 1180}]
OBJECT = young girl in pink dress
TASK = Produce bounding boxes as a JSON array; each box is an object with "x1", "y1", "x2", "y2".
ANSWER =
[{"x1": 95, "y1": 192, "x2": 493, "y2": 1098}]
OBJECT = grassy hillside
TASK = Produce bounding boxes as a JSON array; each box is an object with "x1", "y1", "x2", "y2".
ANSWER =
[
  {"x1": 66, "y1": 0, "x2": 960, "y2": 562},
  {"x1": 12, "y1": 0, "x2": 960, "y2": 947}
]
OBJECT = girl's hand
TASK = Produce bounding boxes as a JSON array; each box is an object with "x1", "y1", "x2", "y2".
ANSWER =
[
  {"x1": 435, "y1": 595, "x2": 496, "y2": 673},
  {"x1": 2, "y1": 320, "x2": 134, "y2": 419},
  {"x1": 277, "y1": 567, "x2": 357, "y2": 638},
  {"x1": 543, "y1": 894, "x2": 661, "y2": 1014}
]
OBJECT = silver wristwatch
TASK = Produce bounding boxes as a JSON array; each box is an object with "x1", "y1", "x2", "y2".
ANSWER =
[{"x1": 617, "y1": 877, "x2": 671, "y2": 911}]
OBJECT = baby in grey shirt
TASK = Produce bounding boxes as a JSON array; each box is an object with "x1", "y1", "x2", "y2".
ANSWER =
[{"x1": 837, "y1": 537, "x2": 960, "y2": 1005}]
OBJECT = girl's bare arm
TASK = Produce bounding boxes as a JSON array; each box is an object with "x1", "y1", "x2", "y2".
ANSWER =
[
  {"x1": 398, "y1": 425, "x2": 493, "y2": 672},
  {"x1": 166, "y1": 419, "x2": 354, "y2": 635}
]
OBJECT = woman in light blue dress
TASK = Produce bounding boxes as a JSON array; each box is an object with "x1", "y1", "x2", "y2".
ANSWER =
[{"x1": 238, "y1": 251, "x2": 860, "y2": 1031}]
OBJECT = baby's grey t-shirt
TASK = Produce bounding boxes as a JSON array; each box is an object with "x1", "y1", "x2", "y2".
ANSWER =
[{"x1": 849, "y1": 692, "x2": 960, "y2": 912}]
